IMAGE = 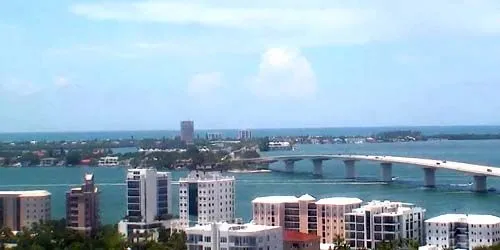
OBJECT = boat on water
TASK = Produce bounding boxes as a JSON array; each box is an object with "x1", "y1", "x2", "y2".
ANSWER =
[{"x1": 391, "y1": 176, "x2": 399, "y2": 181}]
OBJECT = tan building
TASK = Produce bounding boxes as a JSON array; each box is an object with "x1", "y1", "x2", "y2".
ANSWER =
[
  {"x1": 66, "y1": 173, "x2": 100, "y2": 235},
  {"x1": 252, "y1": 194, "x2": 362, "y2": 244},
  {"x1": 0, "y1": 190, "x2": 51, "y2": 231}
]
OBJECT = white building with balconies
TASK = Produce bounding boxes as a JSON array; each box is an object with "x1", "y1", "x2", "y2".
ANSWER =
[
  {"x1": 344, "y1": 200, "x2": 426, "y2": 249},
  {"x1": 185, "y1": 222, "x2": 283, "y2": 250},
  {"x1": 179, "y1": 171, "x2": 236, "y2": 228},
  {"x1": 425, "y1": 214, "x2": 500, "y2": 250}
]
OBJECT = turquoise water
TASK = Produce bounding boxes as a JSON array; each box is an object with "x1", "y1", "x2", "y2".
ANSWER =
[{"x1": 1, "y1": 140, "x2": 500, "y2": 224}]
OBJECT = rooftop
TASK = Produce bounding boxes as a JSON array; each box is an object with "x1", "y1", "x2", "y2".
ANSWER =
[
  {"x1": 426, "y1": 214, "x2": 500, "y2": 225},
  {"x1": 284, "y1": 230, "x2": 320, "y2": 242},
  {"x1": 252, "y1": 196, "x2": 299, "y2": 204},
  {"x1": 0, "y1": 190, "x2": 51, "y2": 197},
  {"x1": 298, "y1": 194, "x2": 316, "y2": 201},
  {"x1": 186, "y1": 222, "x2": 280, "y2": 233},
  {"x1": 316, "y1": 197, "x2": 362, "y2": 205}
]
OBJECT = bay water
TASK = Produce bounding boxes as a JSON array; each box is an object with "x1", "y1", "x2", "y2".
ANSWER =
[{"x1": 1, "y1": 140, "x2": 500, "y2": 224}]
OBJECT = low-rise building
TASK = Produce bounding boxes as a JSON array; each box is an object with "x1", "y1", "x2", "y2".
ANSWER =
[
  {"x1": 252, "y1": 194, "x2": 362, "y2": 244},
  {"x1": 344, "y1": 200, "x2": 426, "y2": 249},
  {"x1": 185, "y1": 222, "x2": 283, "y2": 250},
  {"x1": 284, "y1": 230, "x2": 321, "y2": 250},
  {"x1": 425, "y1": 214, "x2": 500, "y2": 250},
  {"x1": 98, "y1": 156, "x2": 119, "y2": 166},
  {"x1": 40, "y1": 158, "x2": 58, "y2": 167},
  {"x1": 0, "y1": 190, "x2": 51, "y2": 231}
]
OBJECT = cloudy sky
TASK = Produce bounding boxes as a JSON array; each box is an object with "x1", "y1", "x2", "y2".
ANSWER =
[{"x1": 1, "y1": 0, "x2": 500, "y2": 132}]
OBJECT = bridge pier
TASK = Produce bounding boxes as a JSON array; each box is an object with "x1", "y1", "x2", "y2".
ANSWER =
[
  {"x1": 344, "y1": 160, "x2": 356, "y2": 179},
  {"x1": 312, "y1": 159, "x2": 323, "y2": 177},
  {"x1": 423, "y1": 168, "x2": 436, "y2": 188},
  {"x1": 380, "y1": 163, "x2": 393, "y2": 182},
  {"x1": 284, "y1": 160, "x2": 296, "y2": 173},
  {"x1": 473, "y1": 175, "x2": 487, "y2": 192}
]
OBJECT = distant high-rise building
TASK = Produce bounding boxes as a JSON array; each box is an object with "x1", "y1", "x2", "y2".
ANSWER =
[
  {"x1": 344, "y1": 200, "x2": 426, "y2": 249},
  {"x1": 180, "y1": 121, "x2": 194, "y2": 144},
  {"x1": 0, "y1": 190, "x2": 51, "y2": 231},
  {"x1": 66, "y1": 173, "x2": 100, "y2": 235},
  {"x1": 118, "y1": 168, "x2": 173, "y2": 239},
  {"x1": 252, "y1": 194, "x2": 362, "y2": 244},
  {"x1": 206, "y1": 132, "x2": 223, "y2": 141},
  {"x1": 238, "y1": 129, "x2": 252, "y2": 140},
  {"x1": 179, "y1": 171, "x2": 235, "y2": 228}
]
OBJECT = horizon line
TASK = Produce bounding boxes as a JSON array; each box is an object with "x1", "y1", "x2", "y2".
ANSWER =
[{"x1": 0, "y1": 124, "x2": 499, "y2": 134}]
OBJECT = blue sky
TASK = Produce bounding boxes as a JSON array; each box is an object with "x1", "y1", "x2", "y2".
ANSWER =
[{"x1": 1, "y1": 0, "x2": 500, "y2": 132}]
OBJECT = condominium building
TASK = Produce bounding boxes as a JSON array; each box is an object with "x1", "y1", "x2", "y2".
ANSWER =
[
  {"x1": 238, "y1": 130, "x2": 252, "y2": 141},
  {"x1": 252, "y1": 194, "x2": 362, "y2": 244},
  {"x1": 118, "y1": 168, "x2": 173, "y2": 238},
  {"x1": 206, "y1": 132, "x2": 223, "y2": 141},
  {"x1": 0, "y1": 190, "x2": 51, "y2": 231},
  {"x1": 181, "y1": 121, "x2": 195, "y2": 144},
  {"x1": 425, "y1": 214, "x2": 500, "y2": 250},
  {"x1": 179, "y1": 171, "x2": 235, "y2": 228},
  {"x1": 344, "y1": 200, "x2": 426, "y2": 249},
  {"x1": 66, "y1": 173, "x2": 100, "y2": 235},
  {"x1": 185, "y1": 222, "x2": 283, "y2": 250}
]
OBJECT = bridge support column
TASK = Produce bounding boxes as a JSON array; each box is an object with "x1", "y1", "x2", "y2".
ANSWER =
[
  {"x1": 423, "y1": 168, "x2": 436, "y2": 188},
  {"x1": 284, "y1": 160, "x2": 295, "y2": 173},
  {"x1": 312, "y1": 159, "x2": 323, "y2": 177},
  {"x1": 344, "y1": 160, "x2": 356, "y2": 179},
  {"x1": 380, "y1": 163, "x2": 393, "y2": 182},
  {"x1": 473, "y1": 175, "x2": 487, "y2": 192}
]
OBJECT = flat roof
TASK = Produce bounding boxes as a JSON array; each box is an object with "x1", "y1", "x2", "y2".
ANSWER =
[
  {"x1": 186, "y1": 223, "x2": 280, "y2": 233},
  {"x1": 0, "y1": 190, "x2": 51, "y2": 197},
  {"x1": 316, "y1": 197, "x2": 362, "y2": 205},
  {"x1": 252, "y1": 196, "x2": 299, "y2": 204},
  {"x1": 426, "y1": 214, "x2": 500, "y2": 224}
]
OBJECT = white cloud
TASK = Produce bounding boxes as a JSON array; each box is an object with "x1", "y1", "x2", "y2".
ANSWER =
[
  {"x1": 70, "y1": 0, "x2": 500, "y2": 48},
  {"x1": 188, "y1": 72, "x2": 223, "y2": 97},
  {"x1": 54, "y1": 76, "x2": 71, "y2": 88},
  {"x1": 249, "y1": 48, "x2": 316, "y2": 99}
]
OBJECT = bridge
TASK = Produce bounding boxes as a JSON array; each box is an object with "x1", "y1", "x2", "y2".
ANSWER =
[{"x1": 232, "y1": 154, "x2": 500, "y2": 192}]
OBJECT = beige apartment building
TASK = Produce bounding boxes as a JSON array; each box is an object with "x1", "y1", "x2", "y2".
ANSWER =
[
  {"x1": 252, "y1": 194, "x2": 362, "y2": 244},
  {"x1": 66, "y1": 173, "x2": 100, "y2": 235},
  {"x1": 0, "y1": 190, "x2": 51, "y2": 231}
]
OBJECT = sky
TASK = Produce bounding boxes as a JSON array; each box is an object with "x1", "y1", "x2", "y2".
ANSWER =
[{"x1": 1, "y1": 0, "x2": 500, "y2": 132}]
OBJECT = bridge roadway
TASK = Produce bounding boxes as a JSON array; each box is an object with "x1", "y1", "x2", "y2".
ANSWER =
[{"x1": 233, "y1": 154, "x2": 500, "y2": 192}]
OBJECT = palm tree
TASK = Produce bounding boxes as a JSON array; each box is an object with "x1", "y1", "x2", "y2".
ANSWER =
[
  {"x1": 333, "y1": 234, "x2": 350, "y2": 250},
  {"x1": 0, "y1": 227, "x2": 14, "y2": 250}
]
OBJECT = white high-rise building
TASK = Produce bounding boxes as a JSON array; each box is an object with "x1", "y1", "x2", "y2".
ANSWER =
[
  {"x1": 185, "y1": 222, "x2": 283, "y2": 250},
  {"x1": 179, "y1": 171, "x2": 235, "y2": 228},
  {"x1": 238, "y1": 130, "x2": 252, "y2": 140},
  {"x1": 425, "y1": 214, "x2": 500, "y2": 250},
  {"x1": 344, "y1": 200, "x2": 426, "y2": 249},
  {"x1": 118, "y1": 168, "x2": 172, "y2": 238},
  {"x1": 252, "y1": 194, "x2": 362, "y2": 244}
]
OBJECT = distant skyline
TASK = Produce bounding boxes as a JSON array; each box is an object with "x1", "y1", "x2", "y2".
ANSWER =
[{"x1": 1, "y1": 1, "x2": 500, "y2": 132}]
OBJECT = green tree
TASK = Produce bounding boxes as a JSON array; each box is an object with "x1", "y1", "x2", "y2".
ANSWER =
[
  {"x1": 258, "y1": 137, "x2": 270, "y2": 152},
  {"x1": 65, "y1": 151, "x2": 82, "y2": 165},
  {"x1": 333, "y1": 234, "x2": 350, "y2": 250}
]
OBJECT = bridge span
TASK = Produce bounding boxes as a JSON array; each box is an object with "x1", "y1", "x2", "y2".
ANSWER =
[{"x1": 233, "y1": 154, "x2": 500, "y2": 192}]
